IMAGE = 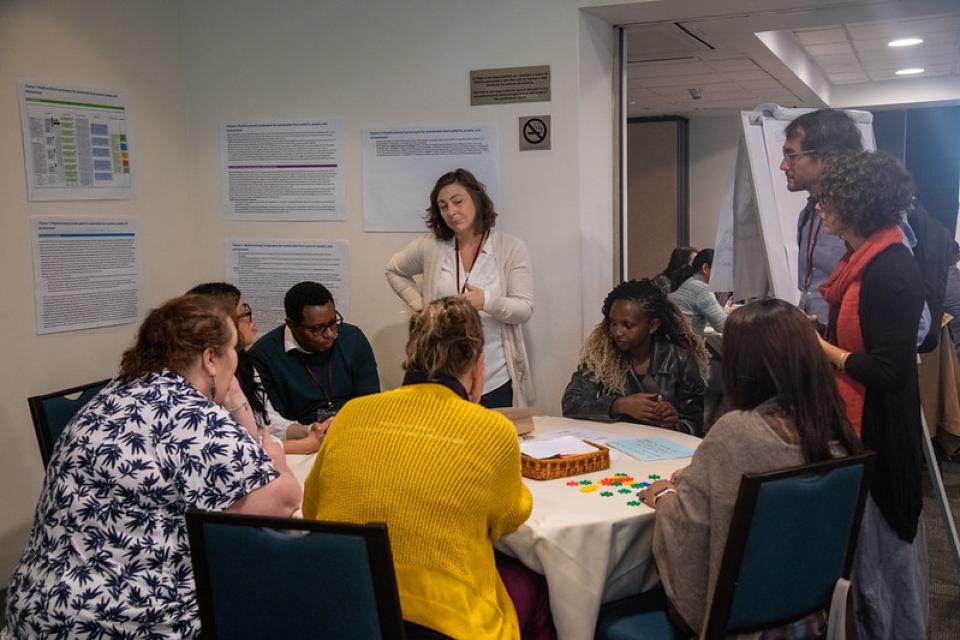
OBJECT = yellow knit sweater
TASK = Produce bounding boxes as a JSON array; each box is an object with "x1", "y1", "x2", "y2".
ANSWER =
[{"x1": 302, "y1": 383, "x2": 532, "y2": 640}]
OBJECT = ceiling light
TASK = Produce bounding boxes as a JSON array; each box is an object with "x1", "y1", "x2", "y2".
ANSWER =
[
  {"x1": 895, "y1": 67, "x2": 925, "y2": 75},
  {"x1": 888, "y1": 38, "x2": 923, "y2": 47}
]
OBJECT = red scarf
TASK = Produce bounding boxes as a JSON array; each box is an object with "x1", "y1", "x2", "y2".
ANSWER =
[{"x1": 820, "y1": 226, "x2": 903, "y2": 436}]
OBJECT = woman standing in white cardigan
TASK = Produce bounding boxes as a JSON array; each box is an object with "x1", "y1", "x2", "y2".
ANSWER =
[{"x1": 385, "y1": 168, "x2": 534, "y2": 408}]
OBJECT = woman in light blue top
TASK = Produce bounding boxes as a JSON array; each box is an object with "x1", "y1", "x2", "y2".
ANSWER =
[{"x1": 668, "y1": 248, "x2": 727, "y2": 335}]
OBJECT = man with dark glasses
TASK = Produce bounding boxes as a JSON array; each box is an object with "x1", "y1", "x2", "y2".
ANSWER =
[{"x1": 250, "y1": 281, "x2": 380, "y2": 425}]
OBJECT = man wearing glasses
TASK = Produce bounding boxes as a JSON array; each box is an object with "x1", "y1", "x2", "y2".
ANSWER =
[
  {"x1": 781, "y1": 108, "x2": 940, "y2": 349},
  {"x1": 780, "y1": 108, "x2": 862, "y2": 325},
  {"x1": 250, "y1": 281, "x2": 380, "y2": 425}
]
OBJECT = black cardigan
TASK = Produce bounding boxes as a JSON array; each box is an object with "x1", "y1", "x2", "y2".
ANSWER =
[{"x1": 833, "y1": 243, "x2": 924, "y2": 542}]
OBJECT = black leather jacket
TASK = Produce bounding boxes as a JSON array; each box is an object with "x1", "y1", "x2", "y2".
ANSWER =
[{"x1": 561, "y1": 338, "x2": 705, "y2": 436}]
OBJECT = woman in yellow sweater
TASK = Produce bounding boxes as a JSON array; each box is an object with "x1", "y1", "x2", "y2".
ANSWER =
[{"x1": 303, "y1": 297, "x2": 552, "y2": 640}]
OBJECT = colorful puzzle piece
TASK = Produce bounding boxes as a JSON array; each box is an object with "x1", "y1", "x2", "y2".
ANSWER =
[{"x1": 566, "y1": 472, "x2": 659, "y2": 507}]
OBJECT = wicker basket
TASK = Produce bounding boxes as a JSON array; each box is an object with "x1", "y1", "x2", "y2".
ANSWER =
[{"x1": 521, "y1": 440, "x2": 610, "y2": 481}]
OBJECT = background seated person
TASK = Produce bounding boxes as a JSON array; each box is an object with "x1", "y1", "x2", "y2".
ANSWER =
[
  {"x1": 303, "y1": 297, "x2": 554, "y2": 640},
  {"x1": 249, "y1": 281, "x2": 380, "y2": 426},
  {"x1": 4, "y1": 295, "x2": 300, "y2": 638},
  {"x1": 653, "y1": 245, "x2": 697, "y2": 293},
  {"x1": 668, "y1": 248, "x2": 727, "y2": 335},
  {"x1": 562, "y1": 279, "x2": 707, "y2": 436},
  {"x1": 188, "y1": 282, "x2": 329, "y2": 454},
  {"x1": 641, "y1": 299, "x2": 862, "y2": 636}
]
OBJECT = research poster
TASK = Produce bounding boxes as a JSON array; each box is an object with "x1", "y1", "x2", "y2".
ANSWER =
[
  {"x1": 227, "y1": 240, "x2": 349, "y2": 330},
  {"x1": 221, "y1": 120, "x2": 344, "y2": 221},
  {"x1": 362, "y1": 124, "x2": 499, "y2": 232},
  {"x1": 18, "y1": 82, "x2": 133, "y2": 201},
  {"x1": 32, "y1": 218, "x2": 142, "y2": 334}
]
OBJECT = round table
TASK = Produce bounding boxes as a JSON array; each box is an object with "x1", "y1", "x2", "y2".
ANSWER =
[
  {"x1": 496, "y1": 416, "x2": 700, "y2": 640},
  {"x1": 286, "y1": 415, "x2": 700, "y2": 640}
]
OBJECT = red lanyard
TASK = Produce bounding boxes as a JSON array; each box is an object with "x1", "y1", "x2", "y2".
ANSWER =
[
  {"x1": 803, "y1": 211, "x2": 822, "y2": 293},
  {"x1": 303, "y1": 360, "x2": 333, "y2": 408},
  {"x1": 455, "y1": 233, "x2": 486, "y2": 294}
]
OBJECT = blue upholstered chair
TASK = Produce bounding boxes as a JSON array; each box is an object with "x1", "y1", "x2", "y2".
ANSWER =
[
  {"x1": 185, "y1": 510, "x2": 405, "y2": 640},
  {"x1": 596, "y1": 452, "x2": 876, "y2": 640},
  {"x1": 27, "y1": 378, "x2": 110, "y2": 468}
]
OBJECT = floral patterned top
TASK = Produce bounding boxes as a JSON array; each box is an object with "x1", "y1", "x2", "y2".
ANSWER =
[{"x1": 5, "y1": 370, "x2": 278, "y2": 639}]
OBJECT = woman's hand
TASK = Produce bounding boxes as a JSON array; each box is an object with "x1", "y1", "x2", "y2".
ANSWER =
[
  {"x1": 221, "y1": 376, "x2": 247, "y2": 411},
  {"x1": 613, "y1": 393, "x2": 677, "y2": 426},
  {"x1": 612, "y1": 393, "x2": 661, "y2": 423},
  {"x1": 462, "y1": 283, "x2": 485, "y2": 310},
  {"x1": 282, "y1": 418, "x2": 333, "y2": 454},
  {"x1": 654, "y1": 397, "x2": 679, "y2": 427},
  {"x1": 639, "y1": 479, "x2": 676, "y2": 509},
  {"x1": 670, "y1": 466, "x2": 686, "y2": 486},
  {"x1": 817, "y1": 333, "x2": 848, "y2": 369}
]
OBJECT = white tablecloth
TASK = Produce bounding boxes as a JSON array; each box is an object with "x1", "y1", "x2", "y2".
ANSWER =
[
  {"x1": 285, "y1": 415, "x2": 700, "y2": 640},
  {"x1": 496, "y1": 416, "x2": 700, "y2": 640}
]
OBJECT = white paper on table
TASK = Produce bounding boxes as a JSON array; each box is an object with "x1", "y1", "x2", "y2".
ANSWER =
[
  {"x1": 606, "y1": 437, "x2": 695, "y2": 462},
  {"x1": 520, "y1": 436, "x2": 599, "y2": 459},
  {"x1": 546, "y1": 428, "x2": 619, "y2": 444}
]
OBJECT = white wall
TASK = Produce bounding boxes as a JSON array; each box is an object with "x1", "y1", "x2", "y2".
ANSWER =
[
  {"x1": 0, "y1": 0, "x2": 194, "y2": 579},
  {"x1": 0, "y1": 0, "x2": 616, "y2": 580},
  {"x1": 177, "y1": 0, "x2": 614, "y2": 404},
  {"x1": 689, "y1": 115, "x2": 741, "y2": 250}
]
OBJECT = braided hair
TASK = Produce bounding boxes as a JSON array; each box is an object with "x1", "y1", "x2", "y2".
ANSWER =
[{"x1": 579, "y1": 279, "x2": 708, "y2": 394}]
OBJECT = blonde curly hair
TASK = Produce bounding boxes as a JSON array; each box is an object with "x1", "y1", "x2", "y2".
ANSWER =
[{"x1": 580, "y1": 279, "x2": 708, "y2": 393}]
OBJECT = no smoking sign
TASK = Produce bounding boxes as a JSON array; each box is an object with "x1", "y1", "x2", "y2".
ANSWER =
[{"x1": 519, "y1": 115, "x2": 551, "y2": 151}]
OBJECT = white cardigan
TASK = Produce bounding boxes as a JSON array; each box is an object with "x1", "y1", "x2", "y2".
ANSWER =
[{"x1": 384, "y1": 231, "x2": 535, "y2": 406}]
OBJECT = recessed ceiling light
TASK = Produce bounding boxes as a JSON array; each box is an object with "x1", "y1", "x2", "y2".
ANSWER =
[
  {"x1": 895, "y1": 67, "x2": 925, "y2": 75},
  {"x1": 888, "y1": 38, "x2": 923, "y2": 47}
]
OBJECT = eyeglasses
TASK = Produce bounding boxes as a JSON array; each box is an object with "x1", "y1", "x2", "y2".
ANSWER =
[
  {"x1": 782, "y1": 149, "x2": 817, "y2": 165},
  {"x1": 238, "y1": 303, "x2": 253, "y2": 321},
  {"x1": 299, "y1": 312, "x2": 343, "y2": 337}
]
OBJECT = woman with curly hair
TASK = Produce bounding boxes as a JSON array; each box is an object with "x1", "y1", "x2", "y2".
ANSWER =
[
  {"x1": 4, "y1": 295, "x2": 300, "y2": 638},
  {"x1": 815, "y1": 151, "x2": 927, "y2": 639},
  {"x1": 561, "y1": 278, "x2": 708, "y2": 436}
]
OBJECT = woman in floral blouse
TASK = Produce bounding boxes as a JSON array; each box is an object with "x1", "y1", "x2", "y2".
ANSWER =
[{"x1": 4, "y1": 294, "x2": 301, "y2": 639}]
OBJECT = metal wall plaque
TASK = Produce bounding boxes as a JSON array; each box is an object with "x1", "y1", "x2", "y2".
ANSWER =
[
  {"x1": 471, "y1": 65, "x2": 550, "y2": 106},
  {"x1": 519, "y1": 116, "x2": 551, "y2": 151}
]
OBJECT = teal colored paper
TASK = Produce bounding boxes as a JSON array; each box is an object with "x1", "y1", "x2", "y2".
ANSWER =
[{"x1": 605, "y1": 436, "x2": 694, "y2": 461}]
